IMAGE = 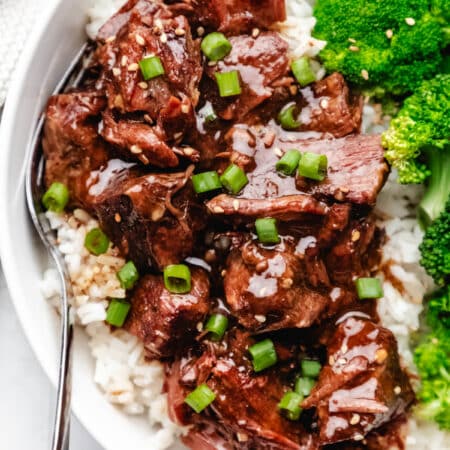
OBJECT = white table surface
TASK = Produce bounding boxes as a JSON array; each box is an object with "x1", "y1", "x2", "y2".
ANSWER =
[{"x1": 0, "y1": 264, "x2": 103, "y2": 449}]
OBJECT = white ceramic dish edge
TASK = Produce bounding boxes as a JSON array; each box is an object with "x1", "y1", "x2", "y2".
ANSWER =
[{"x1": 0, "y1": 1, "x2": 171, "y2": 448}]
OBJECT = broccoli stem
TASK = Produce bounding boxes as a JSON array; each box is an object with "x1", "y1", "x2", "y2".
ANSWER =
[{"x1": 418, "y1": 149, "x2": 450, "y2": 228}]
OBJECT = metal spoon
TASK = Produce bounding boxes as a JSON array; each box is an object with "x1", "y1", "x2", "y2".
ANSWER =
[{"x1": 25, "y1": 43, "x2": 92, "y2": 450}]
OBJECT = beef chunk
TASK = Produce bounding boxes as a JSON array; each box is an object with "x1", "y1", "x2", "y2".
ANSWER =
[
  {"x1": 206, "y1": 194, "x2": 329, "y2": 223},
  {"x1": 166, "y1": 330, "x2": 317, "y2": 450},
  {"x1": 302, "y1": 317, "x2": 415, "y2": 445},
  {"x1": 94, "y1": 169, "x2": 205, "y2": 270},
  {"x1": 223, "y1": 240, "x2": 356, "y2": 332},
  {"x1": 297, "y1": 73, "x2": 363, "y2": 138},
  {"x1": 42, "y1": 91, "x2": 116, "y2": 210},
  {"x1": 166, "y1": 0, "x2": 286, "y2": 35},
  {"x1": 125, "y1": 268, "x2": 210, "y2": 358},
  {"x1": 293, "y1": 135, "x2": 389, "y2": 206},
  {"x1": 96, "y1": 0, "x2": 202, "y2": 133},
  {"x1": 100, "y1": 110, "x2": 179, "y2": 167},
  {"x1": 206, "y1": 32, "x2": 289, "y2": 121}
]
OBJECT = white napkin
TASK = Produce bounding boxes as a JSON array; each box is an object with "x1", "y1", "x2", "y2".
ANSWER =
[{"x1": 0, "y1": 0, "x2": 49, "y2": 106}]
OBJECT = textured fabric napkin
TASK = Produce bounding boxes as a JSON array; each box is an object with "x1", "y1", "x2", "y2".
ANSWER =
[{"x1": 0, "y1": 0, "x2": 49, "y2": 106}]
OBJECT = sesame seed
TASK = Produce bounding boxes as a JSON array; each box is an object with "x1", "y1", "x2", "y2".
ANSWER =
[
  {"x1": 354, "y1": 433, "x2": 364, "y2": 441},
  {"x1": 130, "y1": 145, "x2": 143, "y2": 154},
  {"x1": 237, "y1": 420, "x2": 247, "y2": 426},
  {"x1": 128, "y1": 63, "x2": 139, "y2": 71},
  {"x1": 143, "y1": 114, "x2": 153, "y2": 124},
  {"x1": 361, "y1": 69, "x2": 369, "y2": 80},
  {"x1": 114, "y1": 94, "x2": 124, "y2": 109},
  {"x1": 160, "y1": 33, "x2": 168, "y2": 43},
  {"x1": 213, "y1": 206, "x2": 224, "y2": 213},
  {"x1": 341, "y1": 344, "x2": 348, "y2": 354},
  {"x1": 237, "y1": 432, "x2": 248, "y2": 443},
  {"x1": 348, "y1": 37, "x2": 356, "y2": 43},
  {"x1": 337, "y1": 357, "x2": 347, "y2": 365},
  {"x1": 405, "y1": 17, "x2": 415, "y2": 26},
  {"x1": 274, "y1": 147, "x2": 283, "y2": 157},
  {"x1": 394, "y1": 386, "x2": 402, "y2": 395},
  {"x1": 121, "y1": 55, "x2": 128, "y2": 66},
  {"x1": 329, "y1": 356, "x2": 336, "y2": 365},
  {"x1": 139, "y1": 154, "x2": 150, "y2": 165},
  {"x1": 281, "y1": 278, "x2": 293, "y2": 289},
  {"x1": 183, "y1": 147, "x2": 195, "y2": 156},
  {"x1": 208, "y1": 60, "x2": 217, "y2": 67},
  {"x1": 255, "y1": 314, "x2": 267, "y2": 323},
  {"x1": 233, "y1": 199, "x2": 240, "y2": 211},
  {"x1": 386, "y1": 29, "x2": 393, "y2": 39},
  {"x1": 181, "y1": 103, "x2": 190, "y2": 114},
  {"x1": 175, "y1": 28, "x2": 185, "y2": 36},
  {"x1": 106, "y1": 35, "x2": 116, "y2": 43},
  {"x1": 112, "y1": 67, "x2": 121, "y2": 76},
  {"x1": 350, "y1": 414, "x2": 360, "y2": 425},
  {"x1": 138, "y1": 81, "x2": 148, "y2": 89},
  {"x1": 196, "y1": 322, "x2": 204, "y2": 332},
  {"x1": 114, "y1": 213, "x2": 122, "y2": 223},
  {"x1": 154, "y1": 19, "x2": 163, "y2": 29},
  {"x1": 351, "y1": 230, "x2": 361, "y2": 242},
  {"x1": 135, "y1": 34, "x2": 145, "y2": 46},
  {"x1": 349, "y1": 45, "x2": 360, "y2": 52},
  {"x1": 375, "y1": 348, "x2": 388, "y2": 364},
  {"x1": 173, "y1": 132, "x2": 183, "y2": 141},
  {"x1": 339, "y1": 186, "x2": 349, "y2": 193},
  {"x1": 197, "y1": 26, "x2": 205, "y2": 36},
  {"x1": 221, "y1": 269, "x2": 227, "y2": 277},
  {"x1": 252, "y1": 28, "x2": 260, "y2": 38},
  {"x1": 289, "y1": 84, "x2": 298, "y2": 96},
  {"x1": 320, "y1": 99, "x2": 329, "y2": 109},
  {"x1": 151, "y1": 207, "x2": 165, "y2": 221}
]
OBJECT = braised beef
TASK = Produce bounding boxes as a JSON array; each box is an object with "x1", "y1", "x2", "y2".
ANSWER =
[
  {"x1": 166, "y1": 0, "x2": 286, "y2": 35},
  {"x1": 94, "y1": 169, "x2": 205, "y2": 270},
  {"x1": 302, "y1": 316, "x2": 415, "y2": 445},
  {"x1": 125, "y1": 268, "x2": 210, "y2": 358},
  {"x1": 40, "y1": 2, "x2": 415, "y2": 447},
  {"x1": 166, "y1": 330, "x2": 317, "y2": 450}
]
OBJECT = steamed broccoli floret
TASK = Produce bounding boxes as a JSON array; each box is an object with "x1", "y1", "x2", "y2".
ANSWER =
[
  {"x1": 420, "y1": 201, "x2": 450, "y2": 285},
  {"x1": 382, "y1": 74, "x2": 450, "y2": 222},
  {"x1": 414, "y1": 289, "x2": 450, "y2": 430},
  {"x1": 313, "y1": 0, "x2": 446, "y2": 96}
]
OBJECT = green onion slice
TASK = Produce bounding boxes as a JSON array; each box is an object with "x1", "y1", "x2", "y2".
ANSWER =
[
  {"x1": 220, "y1": 164, "x2": 248, "y2": 194},
  {"x1": 164, "y1": 264, "x2": 192, "y2": 294},
  {"x1": 42, "y1": 182, "x2": 70, "y2": 213},
  {"x1": 291, "y1": 57, "x2": 316, "y2": 87},
  {"x1": 249, "y1": 338, "x2": 278, "y2": 372},
  {"x1": 355, "y1": 277, "x2": 383, "y2": 299},
  {"x1": 255, "y1": 218, "x2": 280, "y2": 245},
  {"x1": 106, "y1": 299, "x2": 131, "y2": 327},
  {"x1": 139, "y1": 56, "x2": 165, "y2": 80},
  {"x1": 295, "y1": 377, "x2": 315, "y2": 397},
  {"x1": 84, "y1": 228, "x2": 110, "y2": 256},
  {"x1": 116, "y1": 261, "x2": 139, "y2": 290},
  {"x1": 276, "y1": 149, "x2": 301, "y2": 176},
  {"x1": 278, "y1": 391, "x2": 303, "y2": 421},
  {"x1": 184, "y1": 384, "x2": 216, "y2": 413},
  {"x1": 215, "y1": 71, "x2": 241, "y2": 97},
  {"x1": 205, "y1": 313, "x2": 229, "y2": 341},
  {"x1": 201, "y1": 32, "x2": 232, "y2": 61},
  {"x1": 301, "y1": 359, "x2": 321, "y2": 378},
  {"x1": 278, "y1": 104, "x2": 300, "y2": 130},
  {"x1": 192, "y1": 171, "x2": 222, "y2": 194},
  {"x1": 298, "y1": 152, "x2": 328, "y2": 181}
]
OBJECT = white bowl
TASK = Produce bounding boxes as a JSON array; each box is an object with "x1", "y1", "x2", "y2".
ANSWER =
[{"x1": 0, "y1": 1, "x2": 182, "y2": 448}]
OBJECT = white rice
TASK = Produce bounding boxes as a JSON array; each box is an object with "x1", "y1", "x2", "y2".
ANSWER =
[{"x1": 39, "y1": 1, "x2": 450, "y2": 449}]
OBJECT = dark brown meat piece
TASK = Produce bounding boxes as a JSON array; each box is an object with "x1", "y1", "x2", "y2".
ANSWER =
[
  {"x1": 125, "y1": 268, "x2": 210, "y2": 358},
  {"x1": 223, "y1": 239, "x2": 357, "y2": 332},
  {"x1": 166, "y1": 330, "x2": 317, "y2": 450},
  {"x1": 206, "y1": 32, "x2": 289, "y2": 121},
  {"x1": 297, "y1": 73, "x2": 363, "y2": 138},
  {"x1": 42, "y1": 91, "x2": 127, "y2": 211},
  {"x1": 94, "y1": 168, "x2": 205, "y2": 270},
  {"x1": 302, "y1": 317, "x2": 415, "y2": 445},
  {"x1": 293, "y1": 135, "x2": 389, "y2": 206},
  {"x1": 206, "y1": 193, "x2": 329, "y2": 223},
  {"x1": 166, "y1": 0, "x2": 286, "y2": 35},
  {"x1": 96, "y1": 0, "x2": 202, "y2": 135},
  {"x1": 100, "y1": 110, "x2": 179, "y2": 167}
]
